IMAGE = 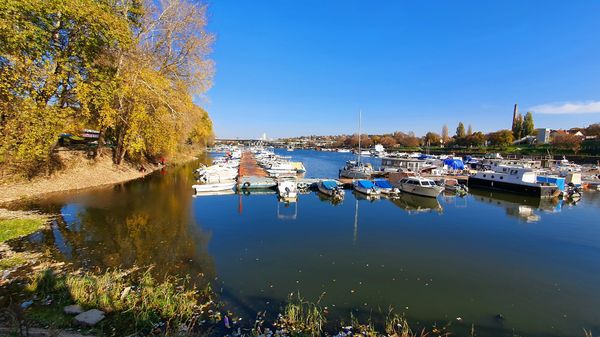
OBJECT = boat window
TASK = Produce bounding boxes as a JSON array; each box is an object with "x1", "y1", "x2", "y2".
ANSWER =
[
  {"x1": 500, "y1": 176, "x2": 503, "y2": 180},
  {"x1": 483, "y1": 174, "x2": 486, "y2": 178},
  {"x1": 491, "y1": 175, "x2": 495, "y2": 178}
]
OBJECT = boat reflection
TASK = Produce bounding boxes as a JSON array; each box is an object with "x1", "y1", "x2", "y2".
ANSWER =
[
  {"x1": 352, "y1": 190, "x2": 380, "y2": 202},
  {"x1": 387, "y1": 193, "x2": 443, "y2": 214},
  {"x1": 469, "y1": 188, "x2": 564, "y2": 223},
  {"x1": 316, "y1": 191, "x2": 344, "y2": 206}
]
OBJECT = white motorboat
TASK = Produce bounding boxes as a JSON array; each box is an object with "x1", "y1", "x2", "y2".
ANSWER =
[
  {"x1": 192, "y1": 181, "x2": 236, "y2": 193},
  {"x1": 317, "y1": 180, "x2": 345, "y2": 198},
  {"x1": 353, "y1": 179, "x2": 381, "y2": 196},
  {"x1": 397, "y1": 176, "x2": 444, "y2": 198},
  {"x1": 277, "y1": 179, "x2": 298, "y2": 200}
]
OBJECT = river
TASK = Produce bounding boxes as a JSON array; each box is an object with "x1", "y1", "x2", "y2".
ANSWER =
[{"x1": 12, "y1": 149, "x2": 600, "y2": 337}]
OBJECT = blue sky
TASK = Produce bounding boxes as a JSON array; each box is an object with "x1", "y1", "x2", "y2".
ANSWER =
[{"x1": 202, "y1": 1, "x2": 600, "y2": 139}]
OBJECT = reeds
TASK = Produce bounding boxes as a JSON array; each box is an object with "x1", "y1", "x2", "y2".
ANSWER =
[
  {"x1": 276, "y1": 292, "x2": 327, "y2": 336},
  {"x1": 25, "y1": 267, "x2": 216, "y2": 333}
]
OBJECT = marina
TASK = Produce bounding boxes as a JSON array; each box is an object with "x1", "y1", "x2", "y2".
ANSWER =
[{"x1": 14, "y1": 149, "x2": 600, "y2": 337}]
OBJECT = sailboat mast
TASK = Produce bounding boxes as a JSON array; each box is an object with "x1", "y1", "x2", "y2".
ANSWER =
[{"x1": 358, "y1": 110, "x2": 361, "y2": 164}]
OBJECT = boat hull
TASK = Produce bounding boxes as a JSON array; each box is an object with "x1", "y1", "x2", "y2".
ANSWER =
[
  {"x1": 192, "y1": 182, "x2": 236, "y2": 193},
  {"x1": 468, "y1": 177, "x2": 560, "y2": 198},
  {"x1": 398, "y1": 184, "x2": 443, "y2": 198},
  {"x1": 354, "y1": 185, "x2": 380, "y2": 196},
  {"x1": 340, "y1": 169, "x2": 371, "y2": 179}
]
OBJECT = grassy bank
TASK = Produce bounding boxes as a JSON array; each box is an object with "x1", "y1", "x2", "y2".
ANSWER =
[
  {"x1": 3, "y1": 267, "x2": 219, "y2": 336},
  {"x1": 0, "y1": 209, "x2": 49, "y2": 243}
]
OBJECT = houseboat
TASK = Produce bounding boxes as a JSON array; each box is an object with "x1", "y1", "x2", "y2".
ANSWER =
[{"x1": 468, "y1": 164, "x2": 562, "y2": 198}]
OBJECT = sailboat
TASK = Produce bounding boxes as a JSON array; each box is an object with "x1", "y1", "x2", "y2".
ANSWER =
[{"x1": 339, "y1": 111, "x2": 374, "y2": 179}]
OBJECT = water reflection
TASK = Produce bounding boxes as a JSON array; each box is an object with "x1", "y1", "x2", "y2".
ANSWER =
[
  {"x1": 469, "y1": 188, "x2": 564, "y2": 223},
  {"x1": 388, "y1": 193, "x2": 443, "y2": 214},
  {"x1": 22, "y1": 155, "x2": 217, "y2": 285}
]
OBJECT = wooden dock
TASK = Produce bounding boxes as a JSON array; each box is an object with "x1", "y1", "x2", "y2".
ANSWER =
[{"x1": 239, "y1": 151, "x2": 268, "y2": 178}]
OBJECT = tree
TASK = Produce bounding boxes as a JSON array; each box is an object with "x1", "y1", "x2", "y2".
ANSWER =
[
  {"x1": 487, "y1": 130, "x2": 514, "y2": 146},
  {"x1": 465, "y1": 132, "x2": 486, "y2": 147},
  {"x1": 523, "y1": 112, "x2": 534, "y2": 136},
  {"x1": 0, "y1": 0, "x2": 215, "y2": 176},
  {"x1": 423, "y1": 132, "x2": 441, "y2": 146},
  {"x1": 512, "y1": 114, "x2": 523, "y2": 139},
  {"x1": 379, "y1": 136, "x2": 396, "y2": 148},
  {"x1": 585, "y1": 123, "x2": 600, "y2": 137},
  {"x1": 456, "y1": 122, "x2": 465, "y2": 138},
  {"x1": 467, "y1": 124, "x2": 473, "y2": 136},
  {"x1": 552, "y1": 133, "x2": 582, "y2": 153},
  {"x1": 441, "y1": 124, "x2": 449, "y2": 143}
]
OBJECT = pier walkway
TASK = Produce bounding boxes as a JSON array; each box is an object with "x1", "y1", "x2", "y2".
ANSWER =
[{"x1": 239, "y1": 152, "x2": 268, "y2": 178}]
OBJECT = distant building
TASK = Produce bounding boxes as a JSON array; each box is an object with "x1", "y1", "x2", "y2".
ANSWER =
[{"x1": 536, "y1": 128, "x2": 551, "y2": 144}]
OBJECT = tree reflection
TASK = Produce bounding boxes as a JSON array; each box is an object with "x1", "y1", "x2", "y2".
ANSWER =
[{"x1": 28, "y1": 156, "x2": 216, "y2": 286}]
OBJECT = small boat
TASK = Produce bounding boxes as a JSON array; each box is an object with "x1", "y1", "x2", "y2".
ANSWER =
[
  {"x1": 353, "y1": 179, "x2": 381, "y2": 196},
  {"x1": 440, "y1": 178, "x2": 468, "y2": 195},
  {"x1": 373, "y1": 178, "x2": 400, "y2": 196},
  {"x1": 286, "y1": 146, "x2": 294, "y2": 152},
  {"x1": 339, "y1": 160, "x2": 374, "y2": 179},
  {"x1": 317, "y1": 180, "x2": 345, "y2": 198},
  {"x1": 192, "y1": 181, "x2": 236, "y2": 193},
  {"x1": 277, "y1": 179, "x2": 298, "y2": 200},
  {"x1": 397, "y1": 176, "x2": 444, "y2": 198}
]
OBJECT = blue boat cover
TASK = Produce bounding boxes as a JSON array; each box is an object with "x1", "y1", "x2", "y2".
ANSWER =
[
  {"x1": 374, "y1": 179, "x2": 393, "y2": 188},
  {"x1": 321, "y1": 180, "x2": 338, "y2": 190},
  {"x1": 357, "y1": 180, "x2": 375, "y2": 188},
  {"x1": 537, "y1": 176, "x2": 566, "y2": 191},
  {"x1": 443, "y1": 158, "x2": 465, "y2": 170},
  {"x1": 418, "y1": 154, "x2": 434, "y2": 160}
]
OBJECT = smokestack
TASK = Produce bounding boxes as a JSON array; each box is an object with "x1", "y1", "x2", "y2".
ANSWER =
[{"x1": 512, "y1": 103, "x2": 519, "y2": 129}]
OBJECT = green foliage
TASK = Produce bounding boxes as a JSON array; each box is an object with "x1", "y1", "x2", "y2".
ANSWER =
[
  {"x1": 523, "y1": 112, "x2": 534, "y2": 136},
  {"x1": 512, "y1": 114, "x2": 524, "y2": 139},
  {"x1": 456, "y1": 122, "x2": 465, "y2": 138},
  {"x1": 26, "y1": 267, "x2": 215, "y2": 334}
]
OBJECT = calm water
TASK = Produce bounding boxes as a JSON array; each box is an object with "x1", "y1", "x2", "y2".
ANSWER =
[{"x1": 12, "y1": 150, "x2": 600, "y2": 336}]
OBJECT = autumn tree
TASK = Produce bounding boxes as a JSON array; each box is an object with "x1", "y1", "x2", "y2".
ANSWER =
[
  {"x1": 487, "y1": 130, "x2": 514, "y2": 146},
  {"x1": 441, "y1": 124, "x2": 449, "y2": 144},
  {"x1": 423, "y1": 132, "x2": 441, "y2": 146},
  {"x1": 467, "y1": 124, "x2": 473, "y2": 136},
  {"x1": 552, "y1": 133, "x2": 582, "y2": 153},
  {"x1": 379, "y1": 136, "x2": 396, "y2": 148}
]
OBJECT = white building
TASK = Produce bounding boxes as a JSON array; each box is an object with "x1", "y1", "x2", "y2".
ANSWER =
[{"x1": 536, "y1": 128, "x2": 551, "y2": 144}]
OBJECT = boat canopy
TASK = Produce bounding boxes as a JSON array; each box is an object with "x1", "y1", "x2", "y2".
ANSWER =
[
  {"x1": 443, "y1": 158, "x2": 465, "y2": 170},
  {"x1": 418, "y1": 154, "x2": 434, "y2": 160},
  {"x1": 321, "y1": 180, "x2": 338, "y2": 190},
  {"x1": 537, "y1": 176, "x2": 566, "y2": 191},
  {"x1": 374, "y1": 179, "x2": 393, "y2": 188},
  {"x1": 357, "y1": 180, "x2": 375, "y2": 188}
]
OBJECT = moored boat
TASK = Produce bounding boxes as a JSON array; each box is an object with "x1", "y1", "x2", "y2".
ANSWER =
[
  {"x1": 373, "y1": 178, "x2": 400, "y2": 196},
  {"x1": 353, "y1": 179, "x2": 381, "y2": 196},
  {"x1": 468, "y1": 165, "x2": 562, "y2": 198},
  {"x1": 317, "y1": 180, "x2": 345, "y2": 198},
  {"x1": 192, "y1": 181, "x2": 236, "y2": 193},
  {"x1": 397, "y1": 176, "x2": 444, "y2": 198}
]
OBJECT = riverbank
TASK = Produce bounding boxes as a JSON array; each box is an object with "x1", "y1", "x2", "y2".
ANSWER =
[{"x1": 0, "y1": 148, "x2": 207, "y2": 205}]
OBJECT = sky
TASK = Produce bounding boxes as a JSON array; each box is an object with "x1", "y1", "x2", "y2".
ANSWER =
[{"x1": 201, "y1": 0, "x2": 600, "y2": 139}]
